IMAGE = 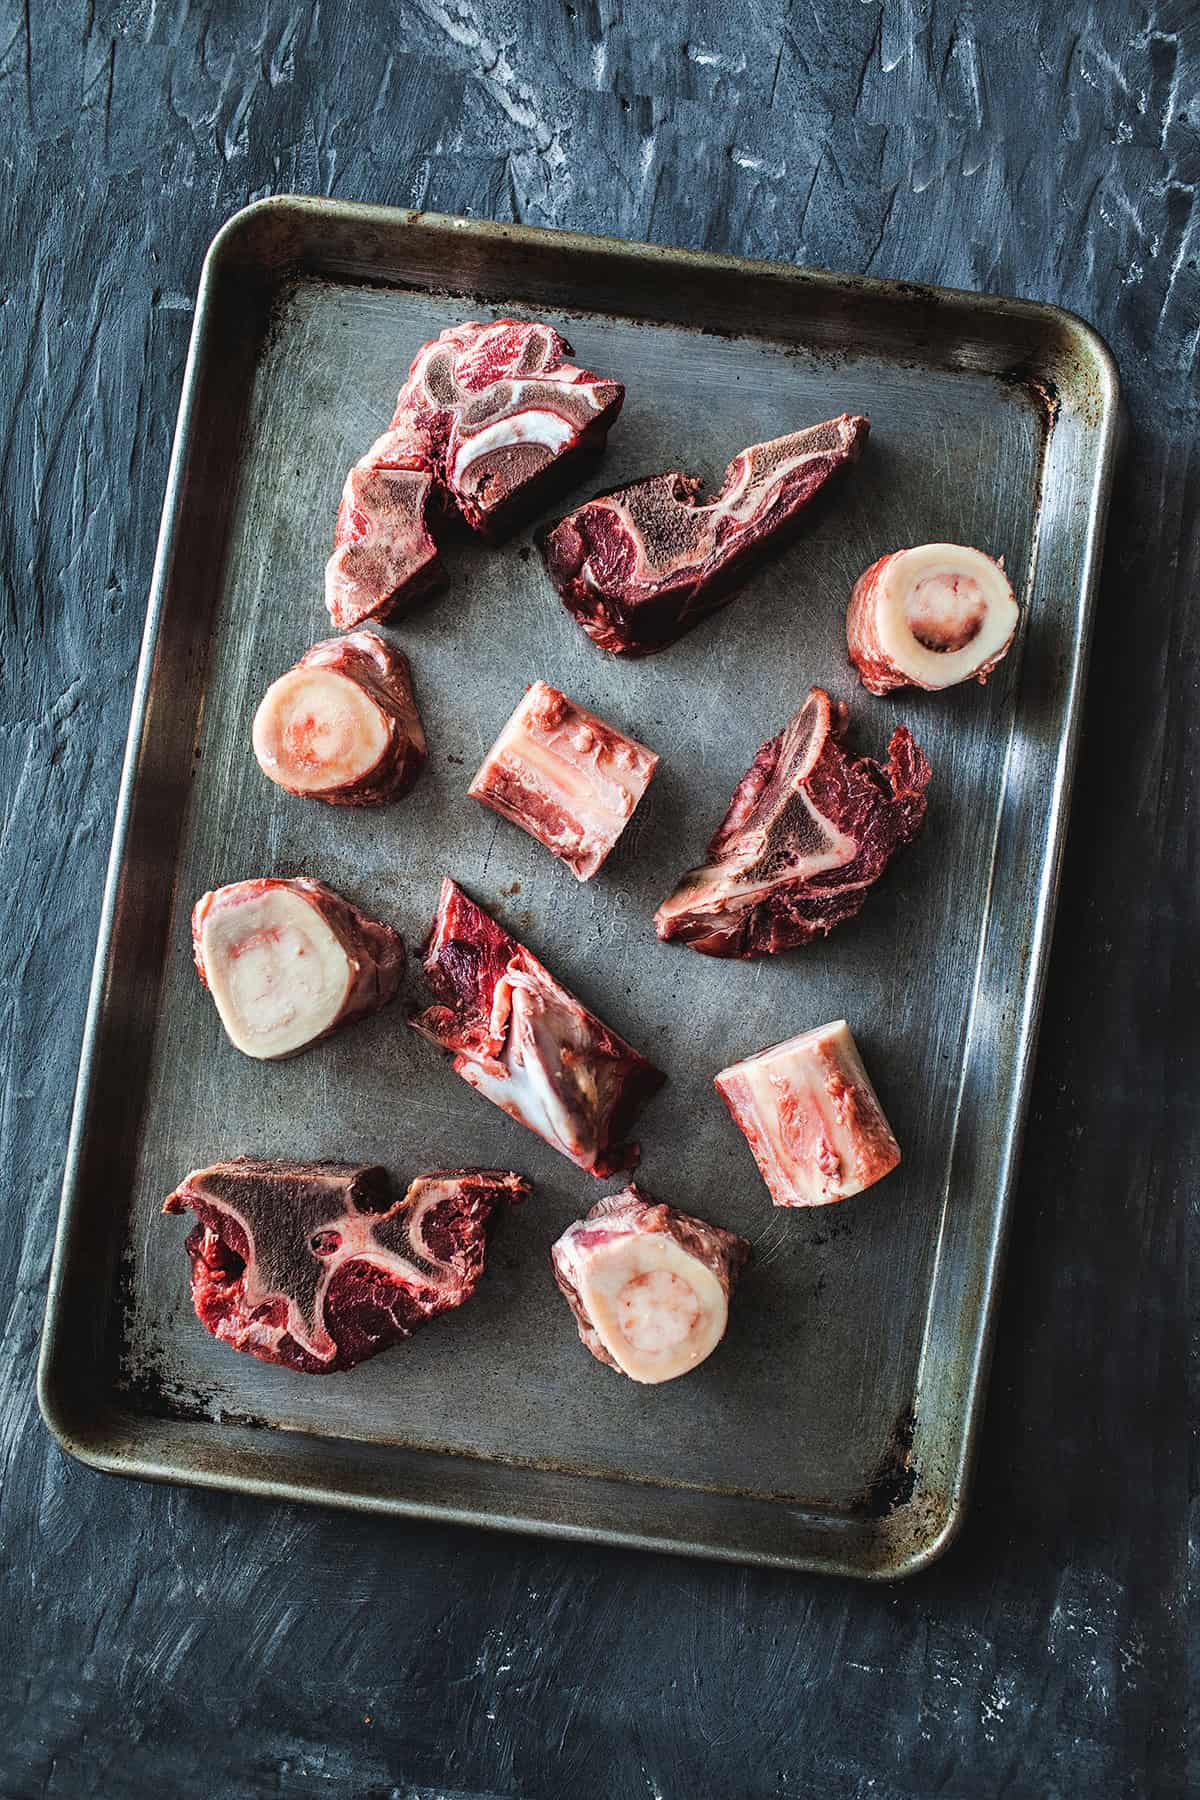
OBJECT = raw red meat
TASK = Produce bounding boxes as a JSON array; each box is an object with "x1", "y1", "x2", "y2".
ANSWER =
[
  {"x1": 715, "y1": 1020, "x2": 900, "y2": 1207},
  {"x1": 411, "y1": 878, "x2": 665, "y2": 1176},
  {"x1": 326, "y1": 463, "x2": 441, "y2": 632},
  {"x1": 252, "y1": 629, "x2": 427, "y2": 804},
  {"x1": 163, "y1": 1159, "x2": 528, "y2": 1373},
  {"x1": 468, "y1": 680, "x2": 659, "y2": 880},
  {"x1": 655, "y1": 687, "x2": 931, "y2": 958},
  {"x1": 847, "y1": 542, "x2": 1019, "y2": 694},
  {"x1": 542, "y1": 413, "x2": 869, "y2": 656},
  {"x1": 551, "y1": 1184, "x2": 749, "y2": 1383},
  {"x1": 326, "y1": 320, "x2": 624, "y2": 630},
  {"x1": 192, "y1": 878, "x2": 404, "y2": 1059}
]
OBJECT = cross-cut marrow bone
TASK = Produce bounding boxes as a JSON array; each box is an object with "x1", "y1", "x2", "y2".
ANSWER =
[
  {"x1": 326, "y1": 320, "x2": 624, "y2": 629},
  {"x1": 164, "y1": 1159, "x2": 528, "y2": 1372},
  {"x1": 715, "y1": 1021, "x2": 900, "y2": 1207},
  {"x1": 252, "y1": 629, "x2": 427, "y2": 804},
  {"x1": 468, "y1": 680, "x2": 659, "y2": 880},
  {"x1": 847, "y1": 542, "x2": 1019, "y2": 694},
  {"x1": 192, "y1": 878, "x2": 404, "y2": 1060},
  {"x1": 542, "y1": 413, "x2": 869, "y2": 657},
  {"x1": 551, "y1": 1184, "x2": 749, "y2": 1383},
  {"x1": 655, "y1": 687, "x2": 931, "y2": 958},
  {"x1": 411, "y1": 878, "x2": 664, "y2": 1176}
]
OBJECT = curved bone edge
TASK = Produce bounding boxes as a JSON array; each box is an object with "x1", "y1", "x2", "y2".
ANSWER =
[
  {"x1": 163, "y1": 1158, "x2": 528, "y2": 1372},
  {"x1": 253, "y1": 630, "x2": 428, "y2": 805},
  {"x1": 654, "y1": 688, "x2": 931, "y2": 958},
  {"x1": 551, "y1": 1183, "x2": 749, "y2": 1382},
  {"x1": 468, "y1": 680, "x2": 659, "y2": 879},
  {"x1": 542, "y1": 414, "x2": 869, "y2": 657},
  {"x1": 410, "y1": 877, "x2": 664, "y2": 1174},
  {"x1": 847, "y1": 543, "x2": 1019, "y2": 694},
  {"x1": 404, "y1": 320, "x2": 624, "y2": 535},
  {"x1": 192, "y1": 878, "x2": 404, "y2": 1059},
  {"x1": 715, "y1": 1020, "x2": 900, "y2": 1207}
]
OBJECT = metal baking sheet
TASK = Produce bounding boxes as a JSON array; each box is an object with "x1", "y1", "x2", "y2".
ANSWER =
[{"x1": 38, "y1": 199, "x2": 1119, "y2": 1577}]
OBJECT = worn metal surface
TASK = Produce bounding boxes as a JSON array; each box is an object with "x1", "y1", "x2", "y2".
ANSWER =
[
  {"x1": 4, "y1": 2, "x2": 1194, "y2": 1795},
  {"x1": 39, "y1": 200, "x2": 1117, "y2": 1577}
]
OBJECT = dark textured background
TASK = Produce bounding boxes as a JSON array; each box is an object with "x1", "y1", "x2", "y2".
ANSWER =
[{"x1": 3, "y1": 3, "x2": 1194, "y2": 1796}]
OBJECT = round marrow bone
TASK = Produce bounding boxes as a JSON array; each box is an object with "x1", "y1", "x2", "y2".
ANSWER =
[
  {"x1": 252, "y1": 630, "x2": 427, "y2": 804},
  {"x1": 847, "y1": 543, "x2": 1019, "y2": 695},
  {"x1": 551, "y1": 1185, "x2": 749, "y2": 1384},
  {"x1": 192, "y1": 877, "x2": 404, "y2": 1060}
]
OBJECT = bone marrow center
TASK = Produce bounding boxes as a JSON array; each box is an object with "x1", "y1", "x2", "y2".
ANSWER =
[
  {"x1": 617, "y1": 1269, "x2": 702, "y2": 1352},
  {"x1": 906, "y1": 571, "x2": 987, "y2": 652},
  {"x1": 283, "y1": 701, "x2": 357, "y2": 767},
  {"x1": 223, "y1": 922, "x2": 328, "y2": 1031}
]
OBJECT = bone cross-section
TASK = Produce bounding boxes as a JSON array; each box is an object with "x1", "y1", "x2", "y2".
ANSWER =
[
  {"x1": 252, "y1": 629, "x2": 427, "y2": 804},
  {"x1": 164, "y1": 1159, "x2": 528, "y2": 1372},
  {"x1": 847, "y1": 542, "x2": 1019, "y2": 694},
  {"x1": 192, "y1": 878, "x2": 404, "y2": 1060},
  {"x1": 551, "y1": 1184, "x2": 749, "y2": 1383}
]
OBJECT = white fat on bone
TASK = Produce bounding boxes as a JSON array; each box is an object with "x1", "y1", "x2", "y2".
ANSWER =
[
  {"x1": 847, "y1": 542, "x2": 1018, "y2": 693},
  {"x1": 715, "y1": 1019, "x2": 900, "y2": 1207},
  {"x1": 198, "y1": 885, "x2": 355, "y2": 1060},
  {"x1": 457, "y1": 963, "x2": 604, "y2": 1165}
]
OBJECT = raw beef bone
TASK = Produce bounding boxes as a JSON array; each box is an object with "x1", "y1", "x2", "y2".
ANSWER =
[
  {"x1": 164, "y1": 1159, "x2": 528, "y2": 1373},
  {"x1": 655, "y1": 687, "x2": 931, "y2": 958},
  {"x1": 192, "y1": 878, "x2": 404, "y2": 1059},
  {"x1": 411, "y1": 878, "x2": 665, "y2": 1176},
  {"x1": 716, "y1": 1021, "x2": 900, "y2": 1208},
  {"x1": 542, "y1": 413, "x2": 869, "y2": 657},
  {"x1": 252, "y1": 629, "x2": 427, "y2": 804},
  {"x1": 551, "y1": 1185, "x2": 749, "y2": 1384},
  {"x1": 847, "y1": 543, "x2": 1019, "y2": 694},
  {"x1": 468, "y1": 680, "x2": 659, "y2": 880},
  {"x1": 326, "y1": 319, "x2": 625, "y2": 630}
]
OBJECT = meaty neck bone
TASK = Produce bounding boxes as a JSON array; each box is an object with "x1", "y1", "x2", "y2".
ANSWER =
[
  {"x1": 326, "y1": 320, "x2": 624, "y2": 630},
  {"x1": 543, "y1": 413, "x2": 869, "y2": 656},
  {"x1": 165, "y1": 1161, "x2": 527, "y2": 1370},
  {"x1": 655, "y1": 687, "x2": 931, "y2": 958}
]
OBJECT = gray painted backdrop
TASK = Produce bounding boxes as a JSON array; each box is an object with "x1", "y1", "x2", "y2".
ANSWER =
[{"x1": 3, "y1": 2, "x2": 1194, "y2": 1796}]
